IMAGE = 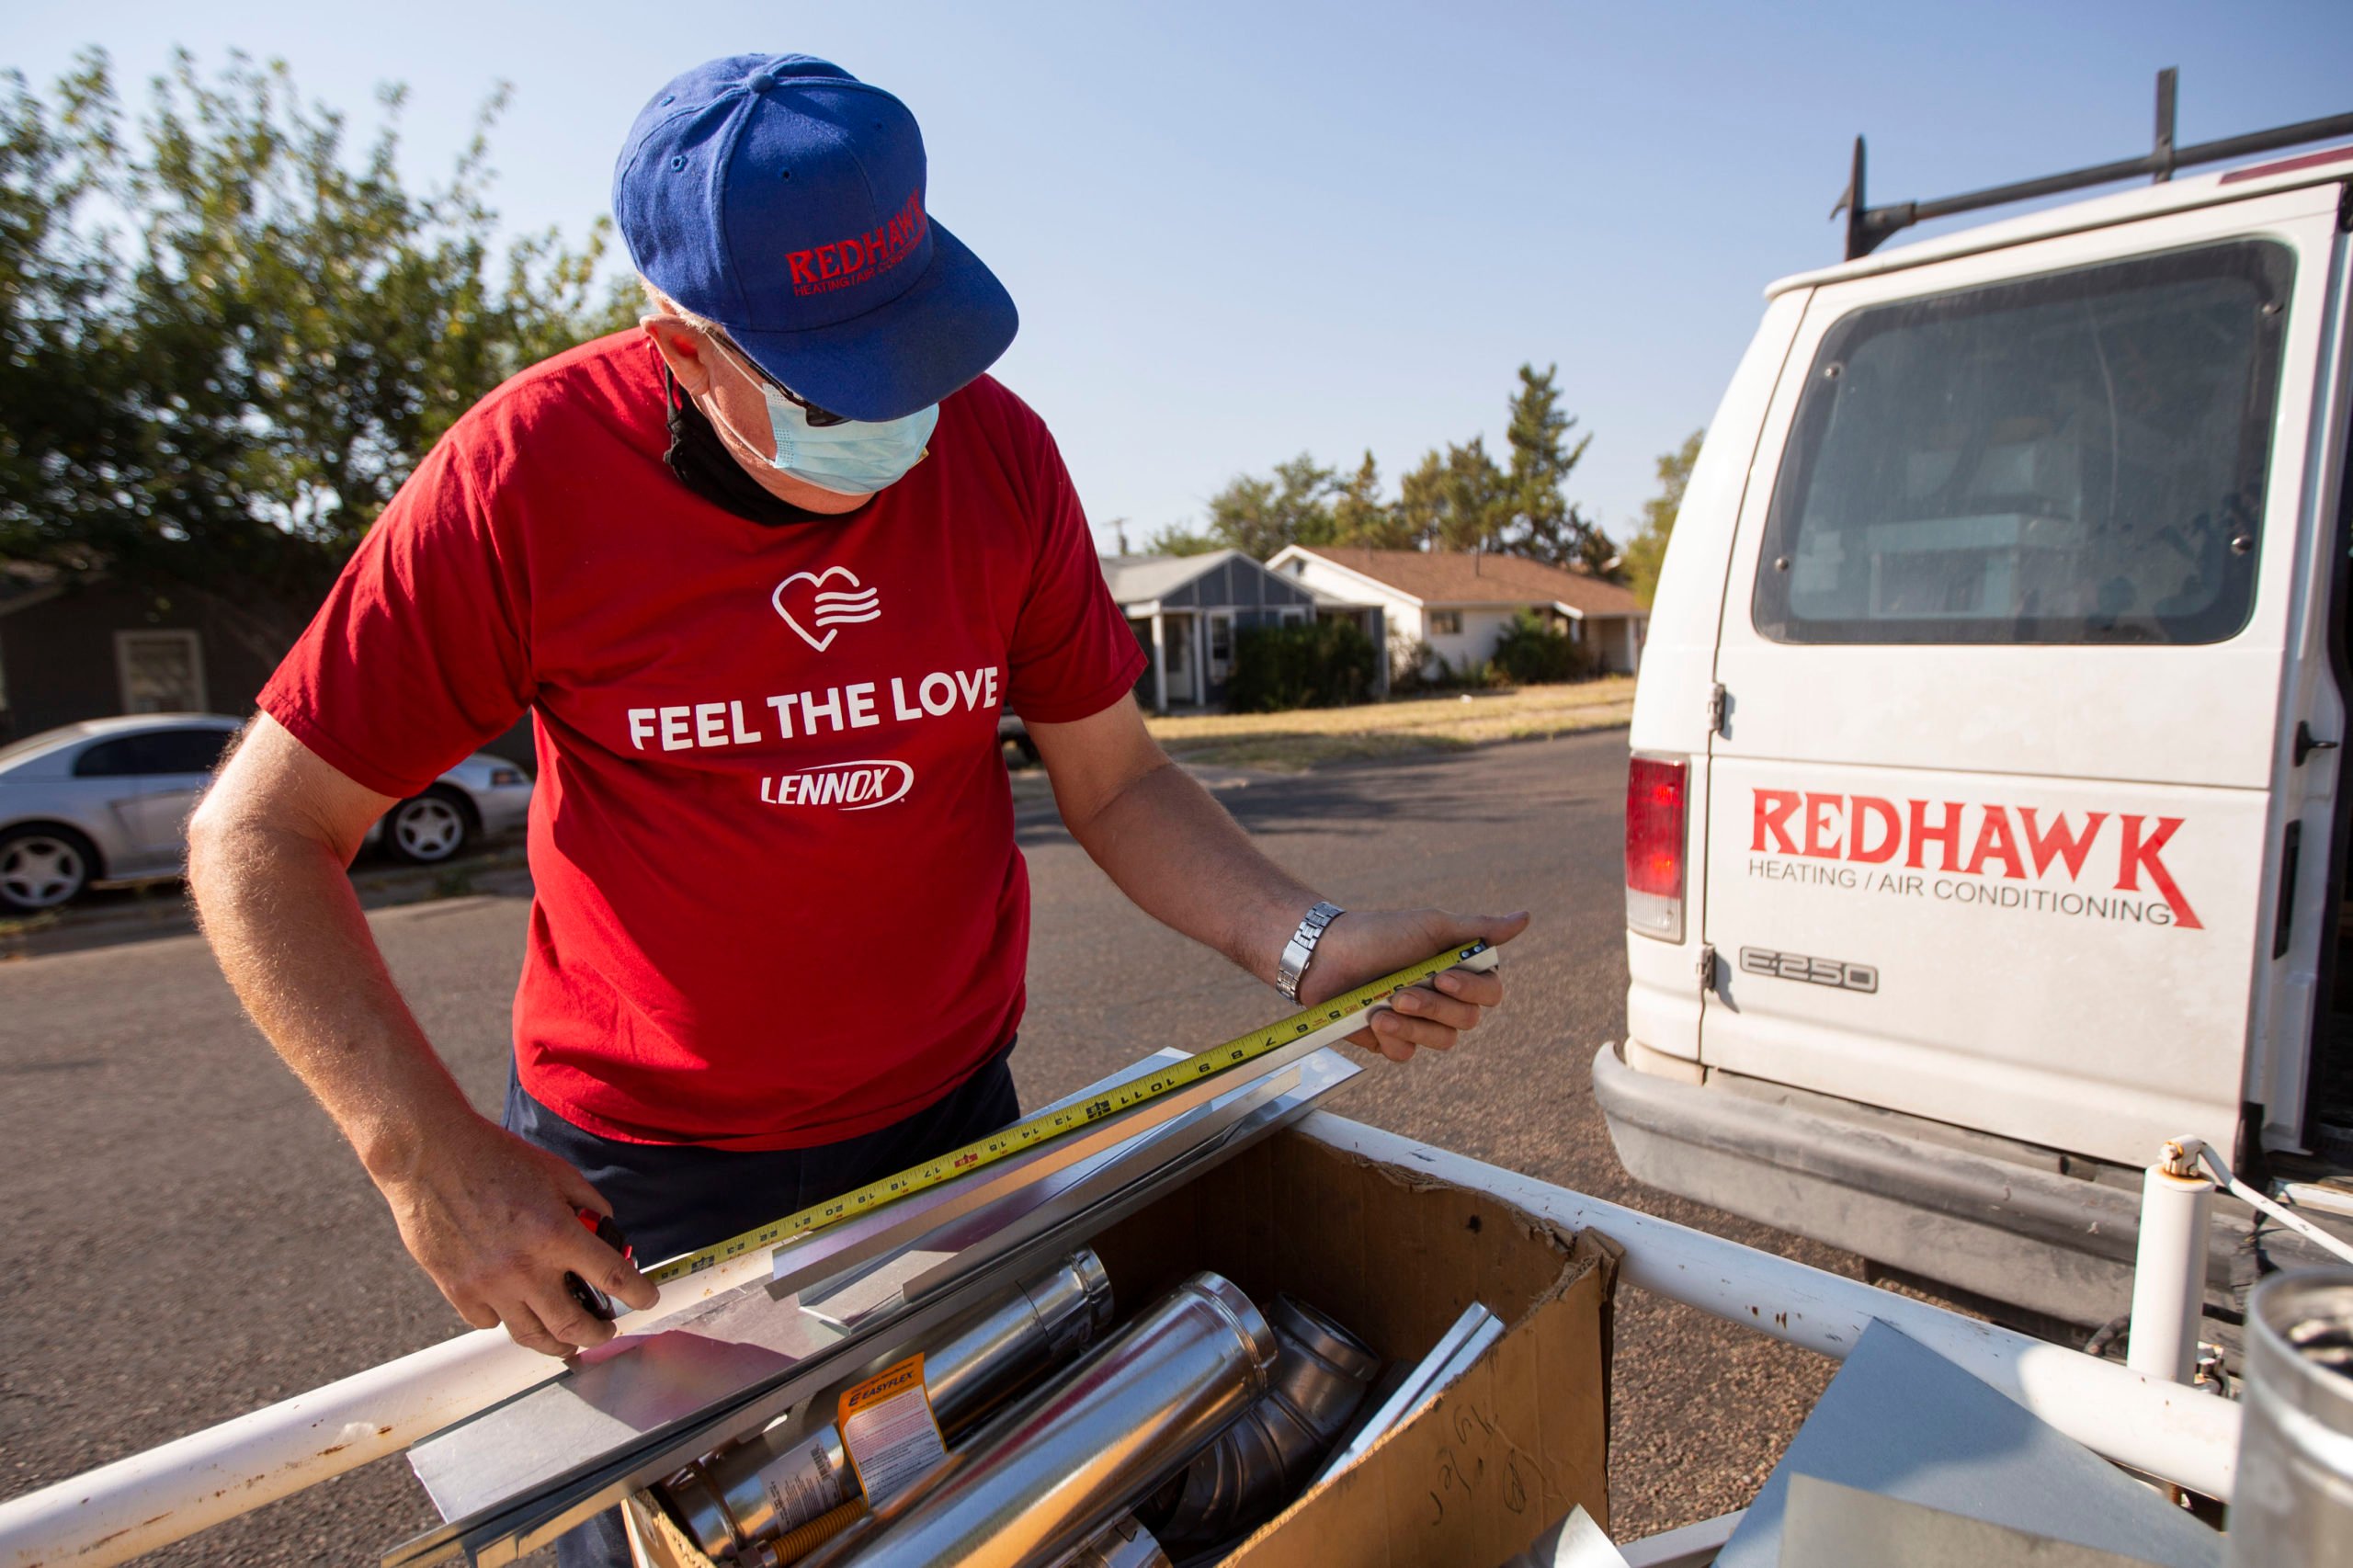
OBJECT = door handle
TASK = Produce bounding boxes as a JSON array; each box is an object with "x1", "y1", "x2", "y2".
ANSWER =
[{"x1": 2275, "y1": 821, "x2": 2303, "y2": 959}]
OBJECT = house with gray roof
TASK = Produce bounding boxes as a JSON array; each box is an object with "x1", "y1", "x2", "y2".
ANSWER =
[{"x1": 1098, "y1": 551, "x2": 1381, "y2": 710}]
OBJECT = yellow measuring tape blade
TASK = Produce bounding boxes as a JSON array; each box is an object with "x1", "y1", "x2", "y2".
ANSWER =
[{"x1": 644, "y1": 940, "x2": 1495, "y2": 1284}]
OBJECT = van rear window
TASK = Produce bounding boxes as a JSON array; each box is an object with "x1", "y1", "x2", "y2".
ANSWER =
[{"x1": 1752, "y1": 241, "x2": 2290, "y2": 645}]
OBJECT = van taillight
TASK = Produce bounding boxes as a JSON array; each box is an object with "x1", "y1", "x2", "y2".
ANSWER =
[{"x1": 1625, "y1": 754, "x2": 1687, "y2": 943}]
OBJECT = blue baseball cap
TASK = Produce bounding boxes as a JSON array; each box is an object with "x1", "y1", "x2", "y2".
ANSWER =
[{"x1": 614, "y1": 54, "x2": 1017, "y2": 423}]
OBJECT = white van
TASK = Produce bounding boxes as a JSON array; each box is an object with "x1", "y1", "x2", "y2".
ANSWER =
[{"x1": 1597, "y1": 95, "x2": 2353, "y2": 1347}]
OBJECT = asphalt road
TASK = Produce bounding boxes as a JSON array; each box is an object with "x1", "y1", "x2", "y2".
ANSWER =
[{"x1": 0, "y1": 730, "x2": 1851, "y2": 1563}]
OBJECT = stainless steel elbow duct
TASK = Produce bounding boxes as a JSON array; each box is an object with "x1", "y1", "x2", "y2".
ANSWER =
[
  {"x1": 1052, "y1": 1513, "x2": 1174, "y2": 1568},
  {"x1": 658, "y1": 1248, "x2": 1114, "y2": 1559},
  {"x1": 809, "y1": 1272, "x2": 1279, "y2": 1568},
  {"x1": 1139, "y1": 1294, "x2": 1382, "y2": 1551}
]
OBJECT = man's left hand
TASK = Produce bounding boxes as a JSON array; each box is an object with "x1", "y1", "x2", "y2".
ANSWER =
[{"x1": 1295, "y1": 908, "x2": 1531, "y2": 1062}]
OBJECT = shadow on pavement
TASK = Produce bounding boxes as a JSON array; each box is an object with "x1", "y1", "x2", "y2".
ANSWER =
[
  {"x1": 0, "y1": 835, "x2": 532, "y2": 962},
  {"x1": 1016, "y1": 733, "x2": 1620, "y2": 848}
]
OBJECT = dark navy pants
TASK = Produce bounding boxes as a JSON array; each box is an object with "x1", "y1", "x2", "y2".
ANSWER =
[{"x1": 500, "y1": 1048, "x2": 1021, "y2": 1568}]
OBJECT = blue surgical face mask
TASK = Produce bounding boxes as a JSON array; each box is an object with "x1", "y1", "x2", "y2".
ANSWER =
[
  {"x1": 710, "y1": 338, "x2": 937, "y2": 496},
  {"x1": 759, "y1": 385, "x2": 938, "y2": 496}
]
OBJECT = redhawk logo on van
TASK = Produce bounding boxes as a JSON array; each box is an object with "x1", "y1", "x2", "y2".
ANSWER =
[
  {"x1": 786, "y1": 191, "x2": 927, "y2": 298},
  {"x1": 1749, "y1": 790, "x2": 2200, "y2": 929}
]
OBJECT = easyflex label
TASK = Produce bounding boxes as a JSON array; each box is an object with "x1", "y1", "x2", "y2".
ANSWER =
[
  {"x1": 837, "y1": 1354, "x2": 947, "y2": 1509},
  {"x1": 1746, "y1": 789, "x2": 2201, "y2": 930}
]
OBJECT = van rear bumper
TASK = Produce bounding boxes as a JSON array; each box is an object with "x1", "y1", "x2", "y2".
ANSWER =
[{"x1": 1590, "y1": 1041, "x2": 2254, "y2": 1332}]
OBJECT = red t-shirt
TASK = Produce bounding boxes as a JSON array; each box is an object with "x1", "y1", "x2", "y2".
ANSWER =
[{"x1": 260, "y1": 333, "x2": 1145, "y2": 1148}]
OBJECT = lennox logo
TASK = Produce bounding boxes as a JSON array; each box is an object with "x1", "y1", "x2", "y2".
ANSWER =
[
  {"x1": 1749, "y1": 790, "x2": 2201, "y2": 929},
  {"x1": 760, "y1": 759, "x2": 913, "y2": 812},
  {"x1": 786, "y1": 191, "x2": 926, "y2": 298}
]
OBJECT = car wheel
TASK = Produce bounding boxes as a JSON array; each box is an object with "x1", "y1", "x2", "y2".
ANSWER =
[
  {"x1": 386, "y1": 789, "x2": 472, "y2": 865},
  {"x1": 0, "y1": 824, "x2": 97, "y2": 913}
]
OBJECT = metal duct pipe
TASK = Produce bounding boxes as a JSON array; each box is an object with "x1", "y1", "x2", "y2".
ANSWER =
[
  {"x1": 659, "y1": 1249, "x2": 1114, "y2": 1559},
  {"x1": 1313, "y1": 1301, "x2": 1502, "y2": 1488},
  {"x1": 1142, "y1": 1295, "x2": 1382, "y2": 1551},
  {"x1": 2226, "y1": 1268, "x2": 2353, "y2": 1566},
  {"x1": 1049, "y1": 1514, "x2": 1172, "y2": 1568},
  {"x1": 811, "y1": 1272, "x2": 1279, "y2": 1568}
]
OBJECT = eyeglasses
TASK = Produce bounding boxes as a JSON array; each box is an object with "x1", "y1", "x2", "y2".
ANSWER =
[{"x1": 710, "y1": 333, "x2": 852, "y2": 426}]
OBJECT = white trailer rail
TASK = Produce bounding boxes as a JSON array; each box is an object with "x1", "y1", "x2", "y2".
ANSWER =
[{"x1": 0, "y1": 1111, "x2": 2241, "y2": 1566}]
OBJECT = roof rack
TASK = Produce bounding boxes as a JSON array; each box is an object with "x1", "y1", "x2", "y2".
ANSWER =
[{"x1": 1833, "y1": 67, "x2": 2353, "y2": 260}]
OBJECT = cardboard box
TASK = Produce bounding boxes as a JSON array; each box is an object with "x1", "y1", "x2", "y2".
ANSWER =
[
  {"x1": 625, "y1": 1119, "x2": 1615, "y2": 1567},
  {"x1": 1091, "y1": 1123, "x2": 1616, "y2": 1567}
]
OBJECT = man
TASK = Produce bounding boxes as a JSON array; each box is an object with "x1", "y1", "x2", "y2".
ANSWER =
[{"x1": 189, "y1": 52, "x2": 1523, "y2": 1565}]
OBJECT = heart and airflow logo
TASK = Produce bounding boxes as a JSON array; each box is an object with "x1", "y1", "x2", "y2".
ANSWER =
[{"x1": 771, "y1": 567, "x2": 881, "y2": 652}]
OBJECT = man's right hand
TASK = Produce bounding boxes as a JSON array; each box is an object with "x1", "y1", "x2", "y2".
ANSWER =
[
  {"x1": 189, "y1": 717, "x2": 660, "y2": 1358},
  {"x1": 376, "y1": 1112, "x2": 659, "y2": 1357}
]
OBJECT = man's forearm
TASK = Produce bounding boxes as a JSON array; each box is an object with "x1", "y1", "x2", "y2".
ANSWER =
[
  {"x1": 188, "y1": 815, "x2": 477, "y2": 1181},
  {"x1": 190, "y1": 717, "x2": 658, "y2": 1350},
  {"x1": 1054, "y1": 757, "x2": 1319, "y2": 985}
]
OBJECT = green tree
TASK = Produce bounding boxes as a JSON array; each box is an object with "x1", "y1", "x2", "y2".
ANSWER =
[
  {"x1": 1621, "y1": 429, "x2": 1704, "y2": 608},
  {"x1": 1197, "y1": 451, "x2": 1336, "y2": 558},
  {"x1": 0, "y1": 48, "x2": 634, "y2": 664},
  {"x1": 1497, "y1": 363, "x2": 1611, "y2": 575},
  {"x1": 1142, "y1": 520, "x2": 1221, "y2": 556},
  {"x1": 1395, "y1": 435, "x2": 1510, "y2": 552},
  {"x1": 1390, "y1": 366, "x2": 1605, "y2": 564},
  {"x1": 0, "y1": 55, "x2": 140, "y2": 587},
  {"x1": 1327, "y1": 449, "x2": 1415, "y2": 550}
]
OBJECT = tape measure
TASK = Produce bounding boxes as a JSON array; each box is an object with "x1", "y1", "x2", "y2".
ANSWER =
[{"x1": 642, "y1": 940, "x2": 1497, "y2": 1286}]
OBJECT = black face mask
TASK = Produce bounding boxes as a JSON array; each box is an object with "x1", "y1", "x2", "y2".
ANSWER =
[{"x1": 662, "y1": 371, "x2": 869, "y2": 528}]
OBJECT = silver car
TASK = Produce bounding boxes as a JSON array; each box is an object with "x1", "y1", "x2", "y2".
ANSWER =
[{"x1": 0, "y1": 714, "x2": 534, "y2": 913}]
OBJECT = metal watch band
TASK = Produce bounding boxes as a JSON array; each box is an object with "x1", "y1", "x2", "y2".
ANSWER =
[{"x1": 1277, "y1": 901, "x2": 1345, "y2": 1002}]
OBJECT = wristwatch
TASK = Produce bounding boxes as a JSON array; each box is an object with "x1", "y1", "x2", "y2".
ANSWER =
[{"x1": 1277, "y1": 901, "x2": 1345, "y2": 1002}]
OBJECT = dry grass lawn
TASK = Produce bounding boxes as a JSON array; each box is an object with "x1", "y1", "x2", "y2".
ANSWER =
[{"x1": 1142, "y1": 677, "x2": 1636, "y2": 771}]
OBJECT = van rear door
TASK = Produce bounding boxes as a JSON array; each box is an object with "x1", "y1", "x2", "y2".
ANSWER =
[{"x1": 1700, "y1": 187, "x2": 2346, "y2": 1166}]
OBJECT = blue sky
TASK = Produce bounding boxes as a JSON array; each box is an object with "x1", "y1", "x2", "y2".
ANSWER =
[{"x1": 11, "y1": 2, "x2": 2351, "y2": 551}]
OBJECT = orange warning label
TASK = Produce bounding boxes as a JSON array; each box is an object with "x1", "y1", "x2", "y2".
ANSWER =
[{"x1": 836, "y1": 1353, "x2": 948, "y2": 1508}]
